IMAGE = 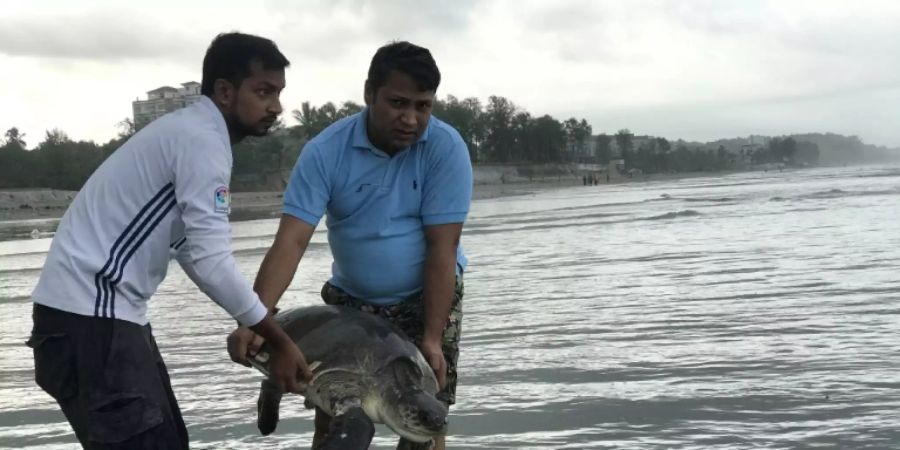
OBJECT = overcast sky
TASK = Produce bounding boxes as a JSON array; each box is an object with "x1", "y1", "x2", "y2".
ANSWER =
[{"x1": 2, "y1": 0, "x2": 899, "y2": 148}]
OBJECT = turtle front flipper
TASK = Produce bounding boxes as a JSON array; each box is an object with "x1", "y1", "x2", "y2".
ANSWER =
[
  {"x1": 257, "y1": 377, "x2": 283, "y2": 436},
  {"x1": 317, "y1": 406, "x2": 374, "y2": 450}
]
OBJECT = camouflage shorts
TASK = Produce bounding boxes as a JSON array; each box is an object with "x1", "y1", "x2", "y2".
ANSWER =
[{"x1": 320, "y1": 276, "x2": 464, "y2": 406}]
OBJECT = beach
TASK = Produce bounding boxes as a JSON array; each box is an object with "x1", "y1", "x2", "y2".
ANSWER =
[
  {"x1": 0, "y1": 177, "x2": 588, "y2": 223},
  {"x1": 0, "y1": 167, "x2": 750, "y2": 224}
]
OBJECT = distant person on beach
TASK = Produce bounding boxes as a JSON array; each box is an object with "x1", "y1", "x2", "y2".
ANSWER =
[
  {"x1": 26, "y1": 32, "x2": 312, "y2": 449},
  {"x1": 227, "y1": 40, "x2": 472, "y2": 450}
]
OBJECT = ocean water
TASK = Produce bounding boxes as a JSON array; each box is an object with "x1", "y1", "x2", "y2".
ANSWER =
[{"x1": 1, "y1": 165, "x2": 899, "y2": 449}]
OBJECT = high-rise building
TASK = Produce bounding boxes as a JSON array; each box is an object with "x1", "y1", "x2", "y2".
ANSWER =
[{"x1": 132, "y1": 81, "x2": 202, "y2": 129}]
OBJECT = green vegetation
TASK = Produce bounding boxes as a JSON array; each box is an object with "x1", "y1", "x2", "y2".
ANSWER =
[{"x1": 2, "y1": 95, "x2": 898, "y2": 191}]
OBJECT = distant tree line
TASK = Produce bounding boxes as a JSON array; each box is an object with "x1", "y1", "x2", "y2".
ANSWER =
[
  {"x1": 1, "y1": 93, "x2": 892, "y2": 191},
  {"x1": 0, "y1": 127, "x2": 121, "y2": 190},
  {"x1": 286, "y1": 95, "x2": 596, "y2": 164},
  {"x1": 749, "y1": 137, "x2": 820, "y2": 166},
  {"x1": 604, "y1": 131, "x2": 823, "y2": 175},
  {"x1": 0, "y1": 94, "x2": 596, "y2": 190}
]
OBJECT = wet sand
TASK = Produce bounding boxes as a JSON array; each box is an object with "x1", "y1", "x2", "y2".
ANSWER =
[
  {"x1": 0, "y1": 178, "x2": 586, "y2": 223},
  {"x1": 0, "y1": 169, "x2": 738, "y2": 223}
]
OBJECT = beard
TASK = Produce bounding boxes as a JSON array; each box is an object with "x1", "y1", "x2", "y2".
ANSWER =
[{"x1": 224, "y1": 110, "x2": 274, "y2": 141}]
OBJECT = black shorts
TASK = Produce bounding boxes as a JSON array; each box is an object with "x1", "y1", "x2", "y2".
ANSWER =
[{"x1": 27, "y1": 303, "x2": 189, "y2": 449}]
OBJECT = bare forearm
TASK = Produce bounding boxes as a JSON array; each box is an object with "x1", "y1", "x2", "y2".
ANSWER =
[
  {"x1": 248, "y1": 314, "x2": 294, "y2": 349},
  {"x1": 254, "y1": 239, "x2": 306, "y2": 312},
  {"x1": 251, "y1": 215, "x2": 317, "y2": 313},
  {"x1": 422, "y1": 244, "x2": 457, "y2": 344}
]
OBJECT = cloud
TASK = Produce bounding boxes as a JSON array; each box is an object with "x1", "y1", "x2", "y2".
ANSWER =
[
  {"x1": 513, "y1": 1, "x2": 630, "y2": 63},
  {"x1": 361, "y1": 0, "x2": 477, "y2": 42},
  {"x1": 665, "y1": 0, "x2": 900, "y2": 62},
  {"x1": 3, "y1": 0, "x2": 900, "y2": 147},
  {"x1": 265, "y1": 0, "x2": 478, "y2": 60},
  {"x1": 0, "y1": 9, "x2": 197, "y2": 62}
]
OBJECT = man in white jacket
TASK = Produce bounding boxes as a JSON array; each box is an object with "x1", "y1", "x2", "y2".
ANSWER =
[{"x1": 27, "y1": 32, "x2": 312, "y2": 449}]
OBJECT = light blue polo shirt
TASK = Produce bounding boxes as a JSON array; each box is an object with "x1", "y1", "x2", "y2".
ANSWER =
[{"x1": 283, "y1": 109, "x2": 472, "y2": 305}]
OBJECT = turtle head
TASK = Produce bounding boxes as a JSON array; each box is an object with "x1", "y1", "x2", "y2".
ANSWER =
[{"x1": 378, "y1": 356, "x2": 448, "y2": 442}]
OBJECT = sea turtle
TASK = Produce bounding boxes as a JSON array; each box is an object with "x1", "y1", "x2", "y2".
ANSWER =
[{"x1": 248, "y1": 305, "x2": 448, "y2": 449}]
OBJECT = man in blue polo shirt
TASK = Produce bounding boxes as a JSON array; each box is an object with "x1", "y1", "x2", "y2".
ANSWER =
[{"x1": 228, "y1": 41, "x2": 472, "y2": 449}]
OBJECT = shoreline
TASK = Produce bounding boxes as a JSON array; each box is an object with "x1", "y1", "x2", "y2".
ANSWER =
[
  {"x1": 0, "y1": 170, "x2": 740, "y2": 224},
  {"x1": 226, "y1": 177, "x2": 589, "y2": 222}
]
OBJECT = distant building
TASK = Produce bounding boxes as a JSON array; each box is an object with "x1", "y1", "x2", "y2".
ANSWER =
[
  {"x1": 609, "y1": 134, "x2": 654, "y2": 158},
  {"x1": 132, "y1": 81, "x2": 202, "y2": 129},
  {"x1": 565, "y1": 138, "x2": 598, "y2": 163},
  {"x1": 631, "y1": 135, "x2": 654, "y2": 151}
]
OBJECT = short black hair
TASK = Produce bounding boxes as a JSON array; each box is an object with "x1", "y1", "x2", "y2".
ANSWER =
[
  {"x1": 367, "y1": 41, "x2": 441, "y2": 93},
  {"x1": 201, "y1": 32, "x2": 290, "y2": 96}
]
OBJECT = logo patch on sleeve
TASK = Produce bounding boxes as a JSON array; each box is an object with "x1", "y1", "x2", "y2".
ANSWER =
[{"x1": 214, "y1": 186, "x2": 231, "y2": 214}]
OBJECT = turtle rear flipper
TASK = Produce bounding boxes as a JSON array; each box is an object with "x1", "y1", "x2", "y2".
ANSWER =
[
  {"x1": 317, "y1": 406, "x2": 374, "y2": 450},
  {"x1": 257, "y1": 378, "x2": 283, "y2": 436}
]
